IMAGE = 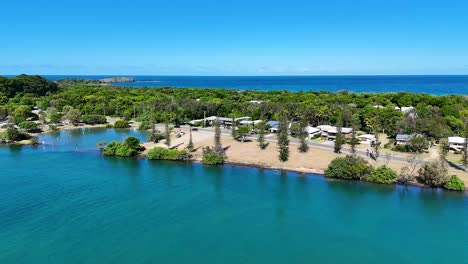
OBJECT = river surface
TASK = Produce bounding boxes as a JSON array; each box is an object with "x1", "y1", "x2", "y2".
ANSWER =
[
  {"x1": 0, "y1": 128, "x2": 467, "y2": 263},
  {"x1": 34, "y1": 75, "x2": 468, "y2": 94}
]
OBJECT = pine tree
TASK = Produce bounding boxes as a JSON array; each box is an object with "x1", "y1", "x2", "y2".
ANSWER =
[
  {"x1": 187, "y1": 128, "x2": 194, "y2": 151},
  {"x1": 334, "y1": 113, "x2": 344, "y2": 153},
  {"x1": 298, "y1": 117, "x2": 309, "y2": 152},
  {"x1": 278, "y1": 113, "x2": 290, "y2": 162},
  {"x1": 258, "y1": 121, "x2": 268, "y2": 149},
  {"x1": 231, "y1": 117, "x2": 237, "y2": 139},
  {"x1": 350, "y1": 113, "x2": 360, "y2": 155},
  {"x1": 462, "y1": 120, "x2": 468, "y2": 171},
  {"x1": 438, "y1": 138, "x2": 448, "y2": 162},
  {"x1": 164, "y1": 122, "x2": 171, "y2": 147},
  {"x1": 334, "y1": 127, "x2": 343, "y2": 153},
  {"x1": 349, "y1": 131, "x2": 358, "y2": 154},
  {"x1": 214, "y1": 120, "x2": 223, "y2": 154}
]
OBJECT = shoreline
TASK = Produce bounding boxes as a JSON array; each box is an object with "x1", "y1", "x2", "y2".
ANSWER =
[
  {"x1": 15, "y1": 125, "x2": 468, "y2": 192},
  {"x1": 147, "y1": 154, "x2": 465, "y2": 193}
]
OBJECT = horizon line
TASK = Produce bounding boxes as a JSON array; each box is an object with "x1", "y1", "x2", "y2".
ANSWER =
[{"x1": 3, "y1": 74, "x2": 468, "y2": 77}]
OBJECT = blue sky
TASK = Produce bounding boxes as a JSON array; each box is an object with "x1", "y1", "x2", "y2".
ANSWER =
[{"x1": 1, "y1": 0, "x2": 468, "y2": 75}]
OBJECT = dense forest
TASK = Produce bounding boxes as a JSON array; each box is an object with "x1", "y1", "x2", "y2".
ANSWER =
[{"x1": 1, "y1": 75, "x2": 468, "y2": 142}]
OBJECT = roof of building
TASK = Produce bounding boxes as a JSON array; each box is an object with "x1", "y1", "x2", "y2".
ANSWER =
[
  {"x1": 240, "y1": 120, "x2": 262, "y2": 125},
  {"x1": 305, "y1": 126, "x2": 320, "y2": 134},
  {"x1": 448, "y1": 136, "x2": 466, "y2": 144},
  {"x1": 358, "y1": 134, "x2": 376, "y2": 140},
  {"x1": 266, "y1": 121, "x2": 279, "y2": 128},
  {"x1": 317, "y1": 125, "x2": 334, "y2": 131},
  {"x1": 400, "y1": 106, "x2": 415, "y2": 113},
  {"x1": 328, "y1": 127, "x2": 353, "y2": 134},
  {"x1": 396, "y1": 134, "x2": 414, "y2": 141}
]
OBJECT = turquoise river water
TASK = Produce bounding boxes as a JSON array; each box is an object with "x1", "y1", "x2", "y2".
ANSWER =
[{"x1": 0, "y1": 128, "x2": 467, "y2": 264}]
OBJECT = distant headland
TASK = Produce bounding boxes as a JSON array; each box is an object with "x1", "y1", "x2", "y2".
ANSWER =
[{"x1": 99, "y1": 77, "x2": 135, "y2": 83}]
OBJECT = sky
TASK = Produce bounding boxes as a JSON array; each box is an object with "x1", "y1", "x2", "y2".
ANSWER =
[{"x1": 1, "y1": 0, "x2": 468, "y2": 75}]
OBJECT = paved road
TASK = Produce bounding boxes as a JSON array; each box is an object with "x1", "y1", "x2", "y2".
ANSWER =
[
  {"x1": 153, "y1": 124, "x2": 465, "y2": 170},
  {"x1": 187, "y1": 126, "x2": 413, "y2": 163}
]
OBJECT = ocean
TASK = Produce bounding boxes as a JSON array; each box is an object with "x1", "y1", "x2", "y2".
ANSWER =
[{"x1": 33, "y1": 75, "x2": 468, "y2": 95}]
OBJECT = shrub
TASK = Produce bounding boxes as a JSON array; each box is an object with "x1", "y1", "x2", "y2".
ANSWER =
[
  {"x1": 4, "y1": 126, "x2": 31, "y2": 142},
  {"x1": 393, "y1": 145, "x2": 411, "y2": 152},
  {"x1": 202, "y1": 147, "x2": 225, "y2": 165},
  {"x1": 102, "y1": 137, "x2": 144, "y2": 157},
  {"x1": 147, "y1": 147, "x2": 168, "y2": 159},
  {"x1": 82, "y1": 115, "x2": 107, "y2": 125},
  {"x1": 417, "y1": 161, "x2": 448, "y2": 187},
  {"x1": 105, "y1": 123, "x2": 113, "y2": 128},
  {"x1": 443, "y1": 175, "x2": 465, "y2": 191},
  {"x1": 367, "y1": 166, "x2": 397, "y2": 184},
  {"x1": 138, "y1": 121, "x2": 151, "y2": 130},
  {"x1": 124, "y1": 136, "x2": 141, "y2": 149},
  {"x1": 147, "y1": 147, "x2": 192, "y2": 161},
  {"x1": 113, "y1": 120, "x2": 129, "y2": 128},
  {"x1": 325, "y1": 155, "x2": 372, "y2": 180},
  {"x1": 19, "y1": 121, "x2": 41, "y2": 132}
]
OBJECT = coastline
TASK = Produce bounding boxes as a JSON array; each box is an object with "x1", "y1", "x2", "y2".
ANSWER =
[{"x1": 18, "y1": 124, "x2": 467, "y2": 192}]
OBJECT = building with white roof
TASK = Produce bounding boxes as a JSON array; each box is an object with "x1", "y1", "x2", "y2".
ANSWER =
[{"x1": 448, "y1": 136, "x2": 466, "y2": 151}]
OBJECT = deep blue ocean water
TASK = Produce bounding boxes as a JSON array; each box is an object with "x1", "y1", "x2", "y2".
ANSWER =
[
  {"x1": 33, "y1": 75, "x2": 468, "y2": 94},
  {"x1": 0, "y1": 128, "x2": 467, "y2": 263}
]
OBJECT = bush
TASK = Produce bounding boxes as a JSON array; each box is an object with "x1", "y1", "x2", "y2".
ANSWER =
[
  {"x1": 19, "y1": 121, "x2": 41, "y2": 133},
  {"x1": 367, "y1": 166, "x2": 397, "y2": 184},
  {"x1": 113, "y1": 120, "x2": 129, "y2": 128},
  {"x1": 443, "y1": 175, "x2": 465, "y2": 191},
  {"x1": 124, "y1": 136, "x2": 141, "y2": 149},
  {"x1": 202, "y1": 147, "x2": 225, "y2": 165},
  {"x1": 3, "y1": 126, "x2": 31, "y2": 142},
  {"x1": 147, "y1": 147, "x2": 192, "y2": 161},
  {"x1": 138, "y1": 121, "x2": 151, "y2": 130},
  {"x1": 82, "y1": 115, "x2": 107, "y2": 125},
  {"x1": 325, "y1": 155, "x2": 372, "y2": 180},
  {"x1": 417, "y1": 161, "x2": 448, "y2": 187},
  {"x1": 102, "y1": 137, "x2": 144, "y2": 157},
  {"x1": 393, "y1": 145, "x2": 411, "y2": 152}
]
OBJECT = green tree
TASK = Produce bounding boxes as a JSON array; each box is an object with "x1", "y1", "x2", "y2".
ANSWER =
[
  {"x1": 231, "y1": 117, "x2": 237, "y2": 139},
  {"x1": 113, "y1": 120, "x2": 129, "y2": 128},
  {"x1": 277, "y1": 113, "x2": 289, "y2": 162},
  {"x1": 202, "y1": 147, "x2": 224, "y2": 165},
  {"x1": 18, "y1": 121, "x2": 40, "y2": 133},
  {"x1": 257, "y1": 121, "x2": 268, "y2": 149},
  {"x1": 213, "y1": 120, "x2": 223, "y2": 154},
  {"x1": 298, "y1": 118, "x2": 309, "y2": 153},
  {"x1": 438, "y1": 138, "x2": 449, "y2": 164},
  {"x1": 164, "y1": 123, "x2": 171, "y2": 147},
  {"x1": 236, "y1": 126, "x2": 250, "y2": 142},
  {"x1": 417, "y1": 161, "x2": 448, "y2": 187},
  {"x1": 334, "y1": 127, "x2": 344, "y2": 153},
  {"x1": 187, "y1": 128, "x2": 194, "y2": 151},
  {"x1": 325, "y1": 155, "x2": 372, "y2": 180},
  {"x1": 64, "y1": 108, "x2": 82, "y2": 125}
]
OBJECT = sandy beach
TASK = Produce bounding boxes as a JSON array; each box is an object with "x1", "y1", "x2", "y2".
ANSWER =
[{"x1": 141, "y1": 126, "x2": 468, "y2": 188}]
